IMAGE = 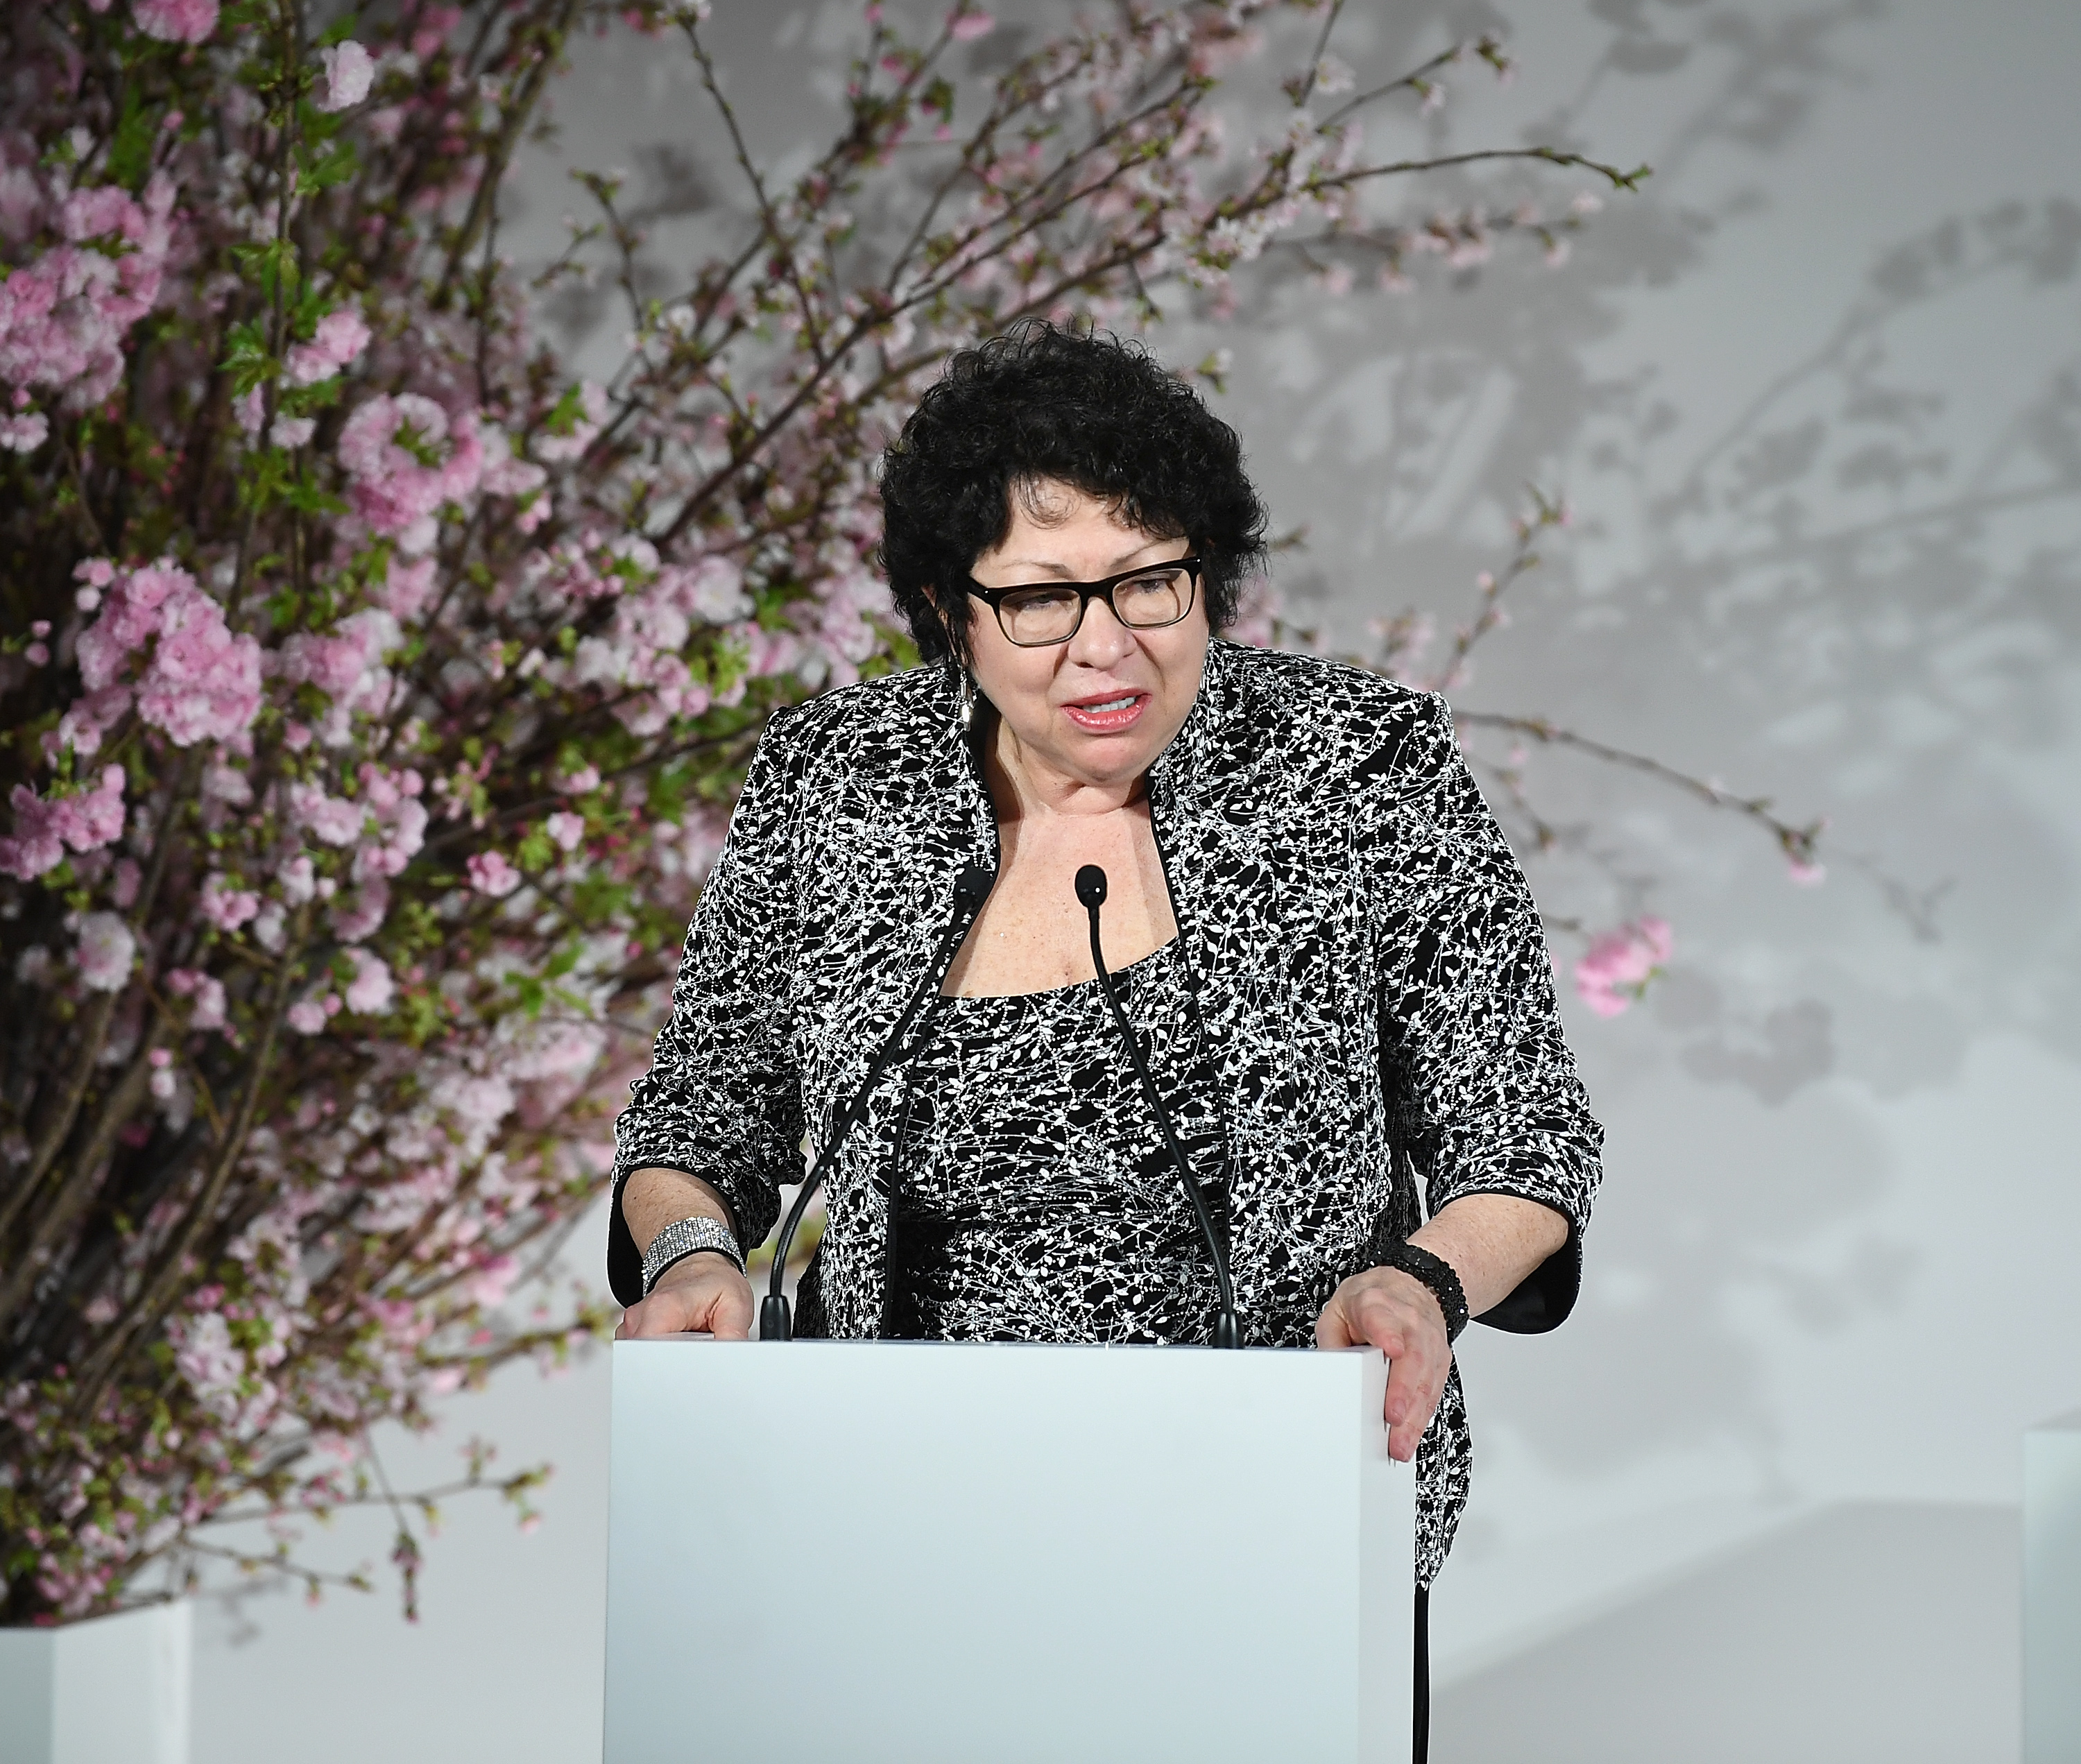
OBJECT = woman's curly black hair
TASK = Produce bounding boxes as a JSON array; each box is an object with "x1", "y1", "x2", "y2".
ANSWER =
[{"x1": 877, "y1": 320, "x2": 1268, "y2": 664}]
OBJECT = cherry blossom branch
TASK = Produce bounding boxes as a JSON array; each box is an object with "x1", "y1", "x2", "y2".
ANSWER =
[
  {"x1": 69, "y1": 926, "x2": 306, "y2": 1421},
  {"x1": 1427, "y1": 489, "x2": 1568, "y2": 691},
  {"x1": 434, "y1": 1, "x2": 581, "y2": 305},
  {"x1": 1455, "y1": 711, "x2": 1826, "y2": 869}
]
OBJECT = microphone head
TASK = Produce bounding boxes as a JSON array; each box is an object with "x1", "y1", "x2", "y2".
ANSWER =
[
  {"x1": 953, "y1": 861, "x2": 997, "y2": 908},
  {"x1": 1074, "y1": 864, "x2": 1108, "y2": 909}
]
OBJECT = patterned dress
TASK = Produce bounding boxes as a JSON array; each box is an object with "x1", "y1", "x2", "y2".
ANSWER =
[
  {"x1": 880, "y1": 941, "x2": 1226, "y2": 1346},
  {"x1": 610, "y1": 640, "x2": 1605, "y2": 1588}
]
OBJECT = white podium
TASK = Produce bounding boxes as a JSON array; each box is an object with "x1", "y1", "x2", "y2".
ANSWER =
[
  {"x1": 605, "y1": 1339, "x2": 1412, "y2": 1763},
  {"x1": 2026, "y1": 1409, "x2": 2081, "y2": 1764}
]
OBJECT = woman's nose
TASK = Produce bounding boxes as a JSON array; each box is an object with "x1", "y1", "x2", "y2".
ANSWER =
[{"x1": 1065, "y1": 594, "x2": 1136, "y2": 668}]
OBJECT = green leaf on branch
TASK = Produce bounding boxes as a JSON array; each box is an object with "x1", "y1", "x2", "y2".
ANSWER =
[
  {"x1": 222, "y1": 320, "x2": 274, "y2": 395},
  {"x1": 299, "y1": 141, "x2": 359, "y2": 194},
  {"x1": 567, "y1": 875, "x2": 631, "y2": 927},
  {"x1": 232, "y1": 239, "x2": 300, "y2": 303},
  {"x1": 541, "y1": 383, "x2": 589, "y2": 438},
  {"x1": 280, "y1": 476, "x2": 348, "y2": 517},
  {"x1": 107, "y1": 90, "x2": 162, "y2": 193}
]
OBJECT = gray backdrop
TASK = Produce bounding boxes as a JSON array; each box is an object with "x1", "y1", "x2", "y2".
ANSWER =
[{"x1": 191, "y1": 3, "x2": 2081, "y2": 1758}]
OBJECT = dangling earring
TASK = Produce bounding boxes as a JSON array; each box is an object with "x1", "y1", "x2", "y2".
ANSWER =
[{"x1": 957, "y1": 667, "x2": 977, "y2": 731}]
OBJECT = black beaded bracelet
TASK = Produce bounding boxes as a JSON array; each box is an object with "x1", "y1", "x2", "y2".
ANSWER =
[{"x1": 1382, "y1": 1241, "x2": 1470, "y2": 1344}]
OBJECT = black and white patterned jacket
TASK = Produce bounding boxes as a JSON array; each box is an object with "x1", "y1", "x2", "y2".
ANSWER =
[{"x1": 610, "y1": 638, "x2": 1603, "y2": 1584}]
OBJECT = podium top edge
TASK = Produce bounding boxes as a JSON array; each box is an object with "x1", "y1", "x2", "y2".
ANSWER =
[{"x1": 615, "y1": 1337, "x2": 1380, "y2": 1358}]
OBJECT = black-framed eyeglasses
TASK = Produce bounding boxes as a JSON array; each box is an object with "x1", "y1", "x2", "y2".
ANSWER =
[{"x1": 964, "y1": 558, "x2": 1202, "y2": 648}]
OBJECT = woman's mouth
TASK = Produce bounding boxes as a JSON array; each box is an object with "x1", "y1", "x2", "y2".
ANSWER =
[{"x1": 1061, "y1": 691, "x2": 1148, "y2": 733}]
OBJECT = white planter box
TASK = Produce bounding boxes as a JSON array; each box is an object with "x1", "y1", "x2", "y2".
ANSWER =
[{"x1": 0, "y1": 1600, "x2": 191, "y2": 1764}]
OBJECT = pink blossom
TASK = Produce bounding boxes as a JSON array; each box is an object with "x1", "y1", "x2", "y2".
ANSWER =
[
  {"x1": 169, "y1": 1312, "x2": 241, "y2": 1416},
  {"x1": 278, "y1": 608, "x2": 399, "y2": 716},
  {"x1": 75, "y1": 563, "x2": 262, "y2": 748},
  {"x1": 332, "y1": 877, "x2": 389, "y2": 943},
  {"x1": 316, "y1": 41, "x2": 377, "y2": 112},
  {"x1": 286, "y1": 999, "x2": 328, "y2": 1036},
  {"x1": 250, "y1": 904, "x2": 285, "y2": 953},
  {"x1": 338, "y1": 393, "x2": 484, "y2": 554},
  {"x1": 0, "y1": 173, "x2": 175, "y2": 413},
  {"x1": 1788, "y1": 857, "x2": 1826, "y2": 887},
  {"x1": 289, "y1": 783, "x2": 366, "y2": 848},
  {"x1": 1573, "y1": 918, "x2": 1673, "y2": 1018},
  {"x1": 284, "y1": 306, "x2": 372, "y2": 386},
  {"x1": 199, "y1": 874, "x2": 261, "y2": 932},
  {"x1": 70, "y1": 766, "x2": 128, "y2": 849},
  {"x1": 0, "y1": 787, "x2": 64, "y2": 880},
  {"x1": 463, "y1": 1253, "x2": 518, "y2": 1308},
  {"x1": 53, "y1": 686, "x2": 132, "y2": 759},
  {"x1": 75, "y1": 911, "x2": 136, "y2": 992},
  {"x1": 342, "y1": 949, "x2": 394, "y2": 1016},
  {"x1": 431, "y1": 1070, "x2": 515, "y2": 1136},
  {"x1": 270, "y1": 415, "x2": 315, "y2": 449},
  {"x1": 139, "y1": 593, "x2": 262, "y2": 744},
  {"x1": 375, "y1": 555, "x2": 437, "y2": 623},
  {"x1": 480, "y1": 429, "x2": 549, "y2": 520},
  {"x1": 353, "y1": 776, "x2": 427, "y2": 882},
  {"x1": 466, "y1": 850, "x2": 522, "y2": 898},
  {"x1": 0, "y1": 412, "x2": 47, "y2": 452},
  {"x1": 545, "y1": 812, "x2": 585, "y2": 853},
  {"x1": 533, "y1": 380, "x2": 606, "y2": 464},
  {"x1": 279, "y1": 855, "x2": 318, "y2": 905},
  {"x1": 0, "y1": 766, "x2": 126, "y2": 880},
  {"x1": 202, "y1": 762, "x2": 253, "y2": 806},
  {"x1": 134, "y1": 0, "x2": 219, "y2": 43},
  {"x1": 165, "y1": 968, "x2": 229, "y2": 1031},
  {"x1": 948, "y1": 9, "x2": 994, "y2": 40}
]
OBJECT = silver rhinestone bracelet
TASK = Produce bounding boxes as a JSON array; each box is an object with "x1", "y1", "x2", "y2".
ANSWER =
[{"x1": 640, "y1": 1215, "x2": 746, "y2": 1295}]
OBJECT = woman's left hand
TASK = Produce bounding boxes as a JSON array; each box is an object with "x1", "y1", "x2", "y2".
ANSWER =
[{"x1": 1314, "y1": 1267, "x2": 1453, "y2": 1464}]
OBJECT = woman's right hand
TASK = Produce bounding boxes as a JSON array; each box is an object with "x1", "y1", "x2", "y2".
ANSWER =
[{"x1": 615, "y1": 1253, "x2": 755, "y2": 1340}]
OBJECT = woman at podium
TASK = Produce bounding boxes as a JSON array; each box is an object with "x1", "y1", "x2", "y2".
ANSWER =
[{"x1": 608, "y1": 321, "x2": 1602, "y2": 1747}]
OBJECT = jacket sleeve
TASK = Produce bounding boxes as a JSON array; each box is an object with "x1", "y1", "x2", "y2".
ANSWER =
[
  {"x1": 607, "y1": 709, "x2": 807, "y2": 1306},
  {"x1": 1359, "y1": 692, "x2": 1604, "y2": 1333}
]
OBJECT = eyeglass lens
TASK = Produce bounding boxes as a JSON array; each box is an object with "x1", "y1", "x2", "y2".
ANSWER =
[{"x1": 996, "y1": 567, "x2": 1194, "y2": 646}]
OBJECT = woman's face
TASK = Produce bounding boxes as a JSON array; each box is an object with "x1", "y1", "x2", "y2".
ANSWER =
[{"x1": 960, "y1": 479, "x2": 1210, "y2": 794}]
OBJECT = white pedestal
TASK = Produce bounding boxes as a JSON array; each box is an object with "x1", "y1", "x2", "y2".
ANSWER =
[
  {"x1": 0, "y1": 1600, "x2": 191, "y2": 1764},
  {"x1": 605, "y1": 1339, "x2": 1412, "y2": 1764},
  {"x1": 2026, "y1": 1409, "x2": 2081, "y2": 1764}
]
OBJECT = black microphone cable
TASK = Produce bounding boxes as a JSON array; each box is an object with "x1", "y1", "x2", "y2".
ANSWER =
[
  {"x1": 760, "y1": 860, "x2": 996, "y2": 1341},
  {"x1": 1075, "y1": 864, "x2": 1242, "y2": 1350}
]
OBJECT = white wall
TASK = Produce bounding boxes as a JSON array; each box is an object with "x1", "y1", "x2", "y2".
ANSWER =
[{"x1": 193, "y1": 3, "x2": 2081, "y2": 1758}]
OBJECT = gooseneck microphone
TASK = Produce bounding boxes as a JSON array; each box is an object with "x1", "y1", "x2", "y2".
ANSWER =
[
  {"x1": 1076, "y1": 864, "x2": 1242, "y2": 1350},
  {"x1": 760, "y1": 861, "x2": 996, "y2": 1342}
]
